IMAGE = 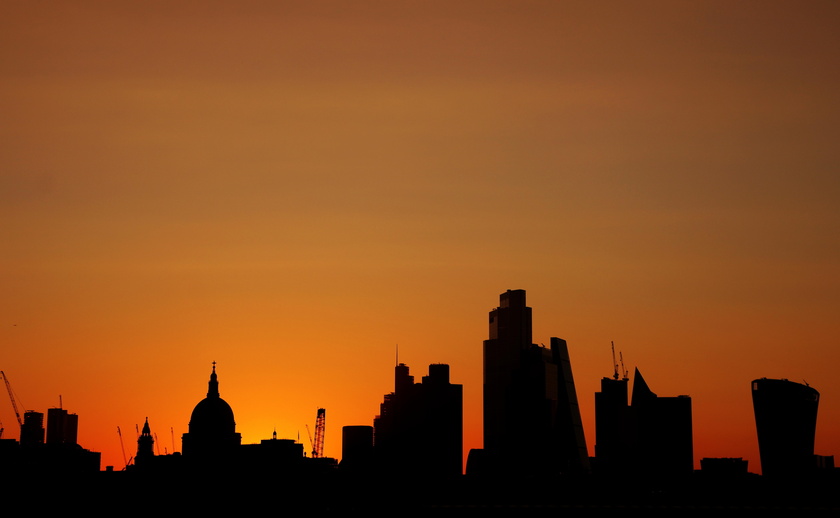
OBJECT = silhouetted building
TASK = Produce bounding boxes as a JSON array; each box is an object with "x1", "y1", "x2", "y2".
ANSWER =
[
  {"x1": 0, "y1": 405, "x2": 101, "y2": 474},
  {"x1": 46, "y1": 407, "x2": 78, "y2": 445},
  {"x1": 239, "y1": 431, "x2": 310, "y2": 475},
  {"x1": 594, "y1": 373, "x2": 632, "y2": 474},
  {"x1": 181, "y1": 362, "x2": 242, "y2": 468},
  {"x1": 478, "y1": 289, "x2": 590, "y2": 478},
  {"x1": 752, "y1": 377, "x2": 820, "y2": 478},
  {"x1": 135, "y1": 418, "x2": 155, "y2": 468},
  {"x1": 632, "y1": 368, "x2": 693, "y2": 476},
  {"x1": 20, "y1": 411, "x2": 45, "y2": 447},
  {"x1": 594, "y1": 367, "x2": 693, "y2": 479},
  {"x1": 373, "y1": 362, "x2": 463, "y2": 479}
]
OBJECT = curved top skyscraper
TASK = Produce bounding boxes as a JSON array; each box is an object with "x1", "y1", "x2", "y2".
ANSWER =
[{"x1": 752, "y1": 377, "x2": 819, "y2": 478}]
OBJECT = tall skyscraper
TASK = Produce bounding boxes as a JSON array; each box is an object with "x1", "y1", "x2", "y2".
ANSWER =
[
  {"x1": 373, "y1": 362, "x2": 463, "y2": 478},
  {"x1": 752, "y1": 377, "x2": 819, "y2": 478},
  {"x1": 481, "y1": 289, "x2": 590, "y2": 478}
]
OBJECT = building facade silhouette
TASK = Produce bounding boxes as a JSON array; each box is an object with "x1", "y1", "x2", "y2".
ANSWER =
[
  {"x1": 46, "y1": 407, "x2": 78, "y2": 445},
  {"x1": 0, "y1": 405, "x2": 100, "y2": 474},
  {"x1": 373, "y1": 362, "x2": 463, "y2": 479},
  {"x1": 21, "y1": 411, "x2": 45, "y2": 447},
  {"x1": 181, "y1": 362, "x2": 242, "y2": 468},
  {"x1": 594, "y1": 367, "x2": 693, "y2": 478},
  {"x1": 594, "y1": 371, "x2": 632, "y2": 474},
  {"x1": 752, "y1": 377, "x2": 820, "y2": 478},
  {"x1": 476, "y1": 289, "x2": 590, "y2": 478}
]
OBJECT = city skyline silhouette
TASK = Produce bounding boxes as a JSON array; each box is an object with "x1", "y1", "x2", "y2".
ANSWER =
[
  {"x1": 1, "y1": 289, "x2": 837, "y2": 512},
  {"x1": 2, "y1": 2, "x2": 839, "y2": 510}
]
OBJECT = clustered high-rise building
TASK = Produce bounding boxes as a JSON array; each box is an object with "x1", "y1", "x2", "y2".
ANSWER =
[{"x1": 468, "y1": 289, "x2": 590, "y2": 478}]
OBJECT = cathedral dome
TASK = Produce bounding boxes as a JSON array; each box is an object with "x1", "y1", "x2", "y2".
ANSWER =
[
  {"x1": 189, "y1": 395, "x2": 236, "y2": 435},
  {"x1": 187, "y1": 362, "x2": 236, "y2": 436}
]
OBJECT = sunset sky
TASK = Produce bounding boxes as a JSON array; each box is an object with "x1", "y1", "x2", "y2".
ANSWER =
[{"x1": 2, "y1": 1, "x2": 839, "y2": 473}]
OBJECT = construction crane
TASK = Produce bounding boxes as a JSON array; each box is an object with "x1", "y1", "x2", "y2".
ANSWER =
[
  {"x1": 610, "y1": 342, "x2": 620, "y2": 380},
  {"x1": 618, "y1": 351, "x2": 628, "y2": 380},
  {"x1": 117, "y1": 426, "x2": 129, "y2": 470},
  {"x1": 1, "y1": 371, "x2": 24, "y2": 428},
  {"x1": 305, "y1": 408, "x2": 326, "y2": 458},
  {"x1": 305, "y1": 424, "x2": 314, "y2": 456},
  {"x1": 610, "y1": 341, "x2": 629, "y2": 380},
  {"x1": 313, "y1": 408, "x2": 325, "y2": 459}
]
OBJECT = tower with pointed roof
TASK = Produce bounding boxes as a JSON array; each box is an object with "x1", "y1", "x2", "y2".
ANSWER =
[
  {"x1": 181, "y1": 363, "x2": 242, "y2": 467},
  {"x1": 135, "y1": 418, "x2": 154, "y2": 468}
]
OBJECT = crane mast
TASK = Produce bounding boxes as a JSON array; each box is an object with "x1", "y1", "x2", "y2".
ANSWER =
[
  {"x1": 1, "y1": 371, "x2": 24, "y2": 428},
  {"x1": 610, "y1": 342, "x2": 619, "y2": 380},
  {"x1": 313, "y1": 408, "x2": 325, "y2": 459}
]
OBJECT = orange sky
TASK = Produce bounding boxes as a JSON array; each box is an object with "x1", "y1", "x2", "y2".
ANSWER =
[{"x1": 1, "y1": 1, "x2": 839, "y2": 474}]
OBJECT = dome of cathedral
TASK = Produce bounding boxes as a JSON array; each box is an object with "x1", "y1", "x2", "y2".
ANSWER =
[
  {"x1": 189, "y1": 395, "x2": 236, "y2": 434},
  {"x1": 188, "y1": 363, "x2": 236, "y2": 435}
]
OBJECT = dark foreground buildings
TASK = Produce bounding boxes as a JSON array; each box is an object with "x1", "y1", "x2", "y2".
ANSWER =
[{"x1": 0, "y1": 405, "x2": 100, "y2": 475}]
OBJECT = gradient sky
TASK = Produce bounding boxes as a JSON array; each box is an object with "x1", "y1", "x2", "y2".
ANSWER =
[{"x1": 2, "y1": 1, "x2": 839, "y2": 473}]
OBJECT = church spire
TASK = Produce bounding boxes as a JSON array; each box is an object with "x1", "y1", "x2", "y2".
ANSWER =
[
  {"x1": 207, "y1": 361, "x2": 220, "y2": 398},
  {"x1": 136, "y1": 417, "x2": 155, "y2": 463}
]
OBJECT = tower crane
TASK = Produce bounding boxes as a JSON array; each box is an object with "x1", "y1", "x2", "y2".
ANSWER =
[
  {"x1": 306, "y1": 424, "x2": 314, "y2": 456},
  {"x1": 610, "y1": 342, "x2": 629, "y2": 380},
  {"x1": 1, "y1": 371, "x2": 25, "y2": 429},
  {"x1": 610, "y1": 342, "x2": 620, "y2": 380},
  {"x1": 313, "y1": 408, "x2": 325, "y2": 459},
  {"x1": 117, "y1": 426, "x2": 128, "y2": 469},
  {"x1": 305, "y1": 408, "x2": 326, "y2": 458},
  {"x1": 618, "y1": 351, "x2": 628, "y2": 380}
]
